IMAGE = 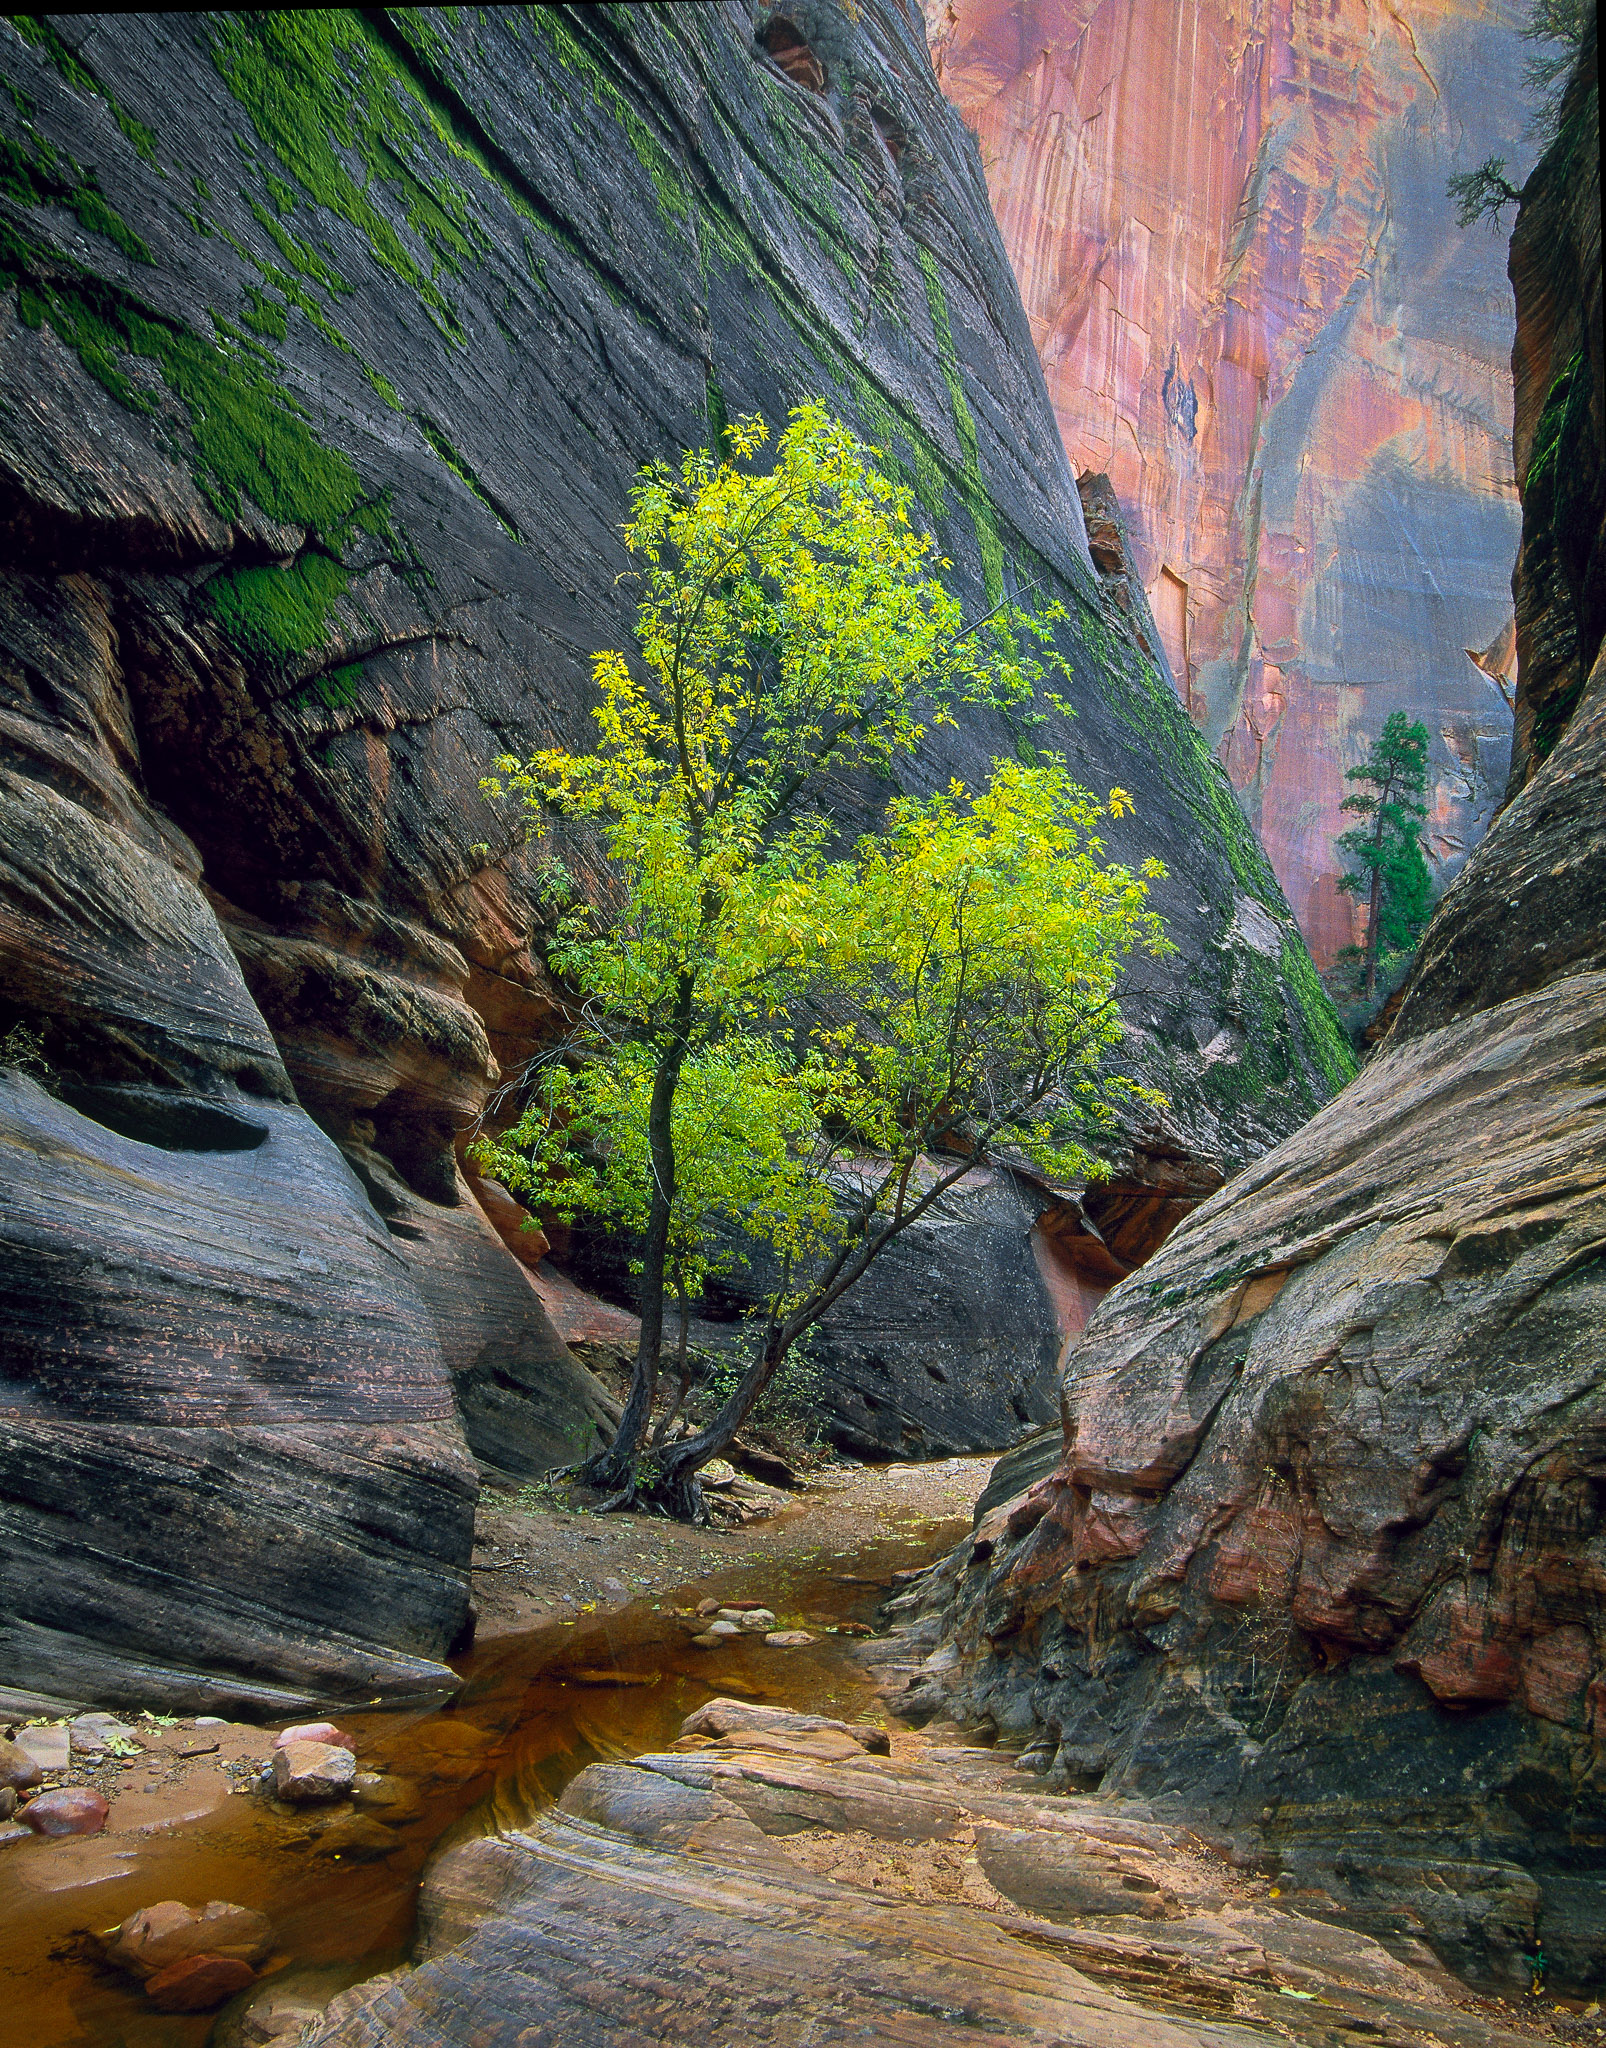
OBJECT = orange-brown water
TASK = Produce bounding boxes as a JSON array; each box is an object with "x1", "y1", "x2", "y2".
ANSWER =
[{"x1": 4, "y1": 1515, "x2": 965, "y2": 2048}]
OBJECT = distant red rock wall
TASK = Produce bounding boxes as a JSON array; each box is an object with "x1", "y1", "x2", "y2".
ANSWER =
[{"x1": 923, "y1": 0, "x2": 1528, "y2": 962}]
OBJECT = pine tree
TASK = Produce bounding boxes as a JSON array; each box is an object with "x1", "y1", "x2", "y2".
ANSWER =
[{"x1": 1336, "y1": 713, "x2": 1433, "y2": 999}]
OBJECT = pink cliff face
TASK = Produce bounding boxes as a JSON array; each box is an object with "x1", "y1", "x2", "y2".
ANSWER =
[{"x1": 924, "y1": 0, "x2": 1527, "y2": 961}]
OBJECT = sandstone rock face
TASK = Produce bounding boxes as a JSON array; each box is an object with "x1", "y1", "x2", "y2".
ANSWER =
[
  {"x1": 904, "y1": 49, "x2": 1606, "y2": 1986},
  {"x1": 923, "y1": 0, "x2": 1530, "y2": 961},
  {"x1": 1503, "y1": 23, "x2": 1603, "y2": 794},
  {"x1": 0, "y1": 0, "x2": 1351, "y2": 1707}
]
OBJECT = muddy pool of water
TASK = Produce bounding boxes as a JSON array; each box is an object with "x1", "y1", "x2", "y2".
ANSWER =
[{"x1": 5, "y1": 1511, "x2": 968, "y2": 2047}]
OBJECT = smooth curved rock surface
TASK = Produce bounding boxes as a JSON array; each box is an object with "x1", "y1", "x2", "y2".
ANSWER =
[
  {"x1": 304, "y1": 1731, "x2": 1559, "y2": 2047},
  {"x1": 922, "y1": 0, "x2": 1532, "y2": 961},
  {"x1": 0, "y1": 0, "x2": 1354, "y2": 1708}
]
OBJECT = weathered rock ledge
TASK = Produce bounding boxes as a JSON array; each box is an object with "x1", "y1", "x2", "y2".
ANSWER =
[
  {"x1": 881, "y1": 650, "x2": 1606, "y2": 1996},
  {"x1": 296, "y1": 1705, "x2": 1563, "y2": 2047}
]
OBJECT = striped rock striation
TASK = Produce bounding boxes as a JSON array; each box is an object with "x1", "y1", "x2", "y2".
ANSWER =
[{"x1": 922, "y1": 0, "x2": 1532, "y2": 962}]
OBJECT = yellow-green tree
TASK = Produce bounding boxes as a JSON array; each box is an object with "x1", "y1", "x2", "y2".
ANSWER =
[
  {"x1": 485, "y1": 751, "x2": 1170, "y2": 1516},
  {"x1": 485, "y1": 406, "x2": 1060, "y2": 1497},
  {"x1": 637, "y1": 757, "x2": 1173, "y2": 1517},
  {"x1": 474, "y1": 1038, "x2": 837, "y2": 1449}
]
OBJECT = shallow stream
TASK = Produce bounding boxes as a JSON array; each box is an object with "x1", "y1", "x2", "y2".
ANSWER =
[{"x1": 6, "y1": 1508, "x2": 968, "y2": 2047}]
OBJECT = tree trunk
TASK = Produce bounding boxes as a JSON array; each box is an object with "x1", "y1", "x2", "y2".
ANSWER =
[
  {"x1": 650, "y1": 1277, "x2": 692, "y2": 1449},
  {"x1": 580, "y1": 1010, "x2": 689, "y2": 1495},
  {"x1": 1363, "y1": 776, "x2": 1393, "y2": 1001},
  {"x1": 647, "y1": 1321, "x2": 789, "y2": 1520},
  {"x1": 642, "y1": 1156, "x2": 978, "y2": 1520}
]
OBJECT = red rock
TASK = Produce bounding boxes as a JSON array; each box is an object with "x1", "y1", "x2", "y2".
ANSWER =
[
  {"x1": 105, "y1": 1898, "x2": 273, "y2": 1978},
  {"x1": 0, "y1": 1737, "x2": 42, "y2": 1793},
  {"x1": 1519, "y1": 1626, "x2": 1593, "y2": 1727},
  {"x1": 923, "y1": 0, "x2": 1527, "y2": 963},
  {"x1": 467, "y1": 1174, "x2": 551, "y2": 1268},
  {"x1": 272, "y1": 1739, "x2": 355, "y2": 1804},
  {"x1": 143, "y1": 1953, "x2": 255, "y2": 2013},
  {"x1": 274, "y1": 1721, "x2": 354, "y2": 1751},
  {"x1": 20, "y1": 1786, "x2": 108, "y2": 1837}
]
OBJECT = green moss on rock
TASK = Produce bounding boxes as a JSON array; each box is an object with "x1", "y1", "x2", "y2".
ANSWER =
[
  {"x1": 0, "y1": 128, "x2": 152, "y2": 263},
  {"x1": 917, "y1": 244, "x2": 1004, "y2": 603},
  {"x1": 1278, "y1": 935, "x2": 1357, "y2": 1093},
  {"x1": 6, "y1": 13, "x2": 159, "y2": 164},
  {"x1": 414, "y1": 415, "x2": 521, "y2": 539},
  {"x1": 205, "y1": 552, "x2": 354, "y2": 662}
]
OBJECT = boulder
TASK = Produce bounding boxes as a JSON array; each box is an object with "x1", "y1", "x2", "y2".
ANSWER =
[
  {"x1": 763, "y1": 1631, "x2": 816, "y2": 1648},
  {"x1": 0, "y1": 1735, "x2": 43, "y2": 1792},
  {"x1": 21, "y1": 1786, "x2": 108, "y2": 1836},
  {"x1": 350, "y1": 1773, "x2": 422, "y2": 1824},
  {"x1": 272, "y1": 1741, "x2": 355, "y2": 1806},
  {"x1": 106, "y1": 1899, "x2": 273, "y2": 1979},
  {"x1": 145, "y1": 1954, "x2": 256, "y2": 2014},
  {"x1": 307, "y1": 1810, "x2": 403, "y2": 1863}
]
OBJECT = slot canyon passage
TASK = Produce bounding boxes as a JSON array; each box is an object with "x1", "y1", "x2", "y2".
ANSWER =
[{"x1": 0, "y1": 2, "x2": 1599, "y2": 2044}]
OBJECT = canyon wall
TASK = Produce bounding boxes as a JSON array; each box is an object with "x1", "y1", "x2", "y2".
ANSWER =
[
  {"x1": 923, "y1": 0, "x2": 1529, "y2": 962},
  {"x1": 0, "y1": 4, "x2": 1348, "y2": 1707},
  {"x1": 904, "y1": 20, "x2": 1605, "y2": 1995}
]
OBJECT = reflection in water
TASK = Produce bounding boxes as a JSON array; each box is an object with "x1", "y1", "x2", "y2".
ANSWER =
[{"x1": 5, "y1": 1514, "x2": 965, "y2": 2047}]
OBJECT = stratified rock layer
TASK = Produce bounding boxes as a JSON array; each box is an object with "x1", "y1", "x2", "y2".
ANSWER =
[
  {"x1": 904, "y1": 28, "x2": 1605, "y2": 1994},
  {"x1": 300, "y1": 1720, "x2": 1559, "y2": 2048},
  {"x1": 922, "y1": 0, "x2": 1529, "y2": 961},
  {"x1": 0, "y1": 5, "x2": 1352, "y2": 1703}
]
